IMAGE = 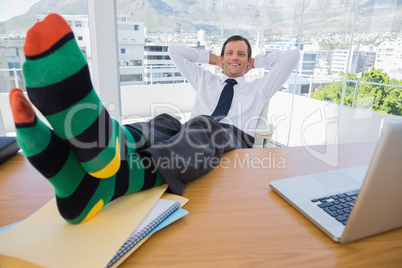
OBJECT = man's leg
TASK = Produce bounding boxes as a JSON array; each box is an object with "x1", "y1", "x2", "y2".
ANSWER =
[
  {"x1": 9, "y1": 88, "x2": 164, "y2": 224},
  {"x1": 23, "y1": 13, "x2": 145, "y2": 179},
  {"x1": 125, "y1": 113, "x2": 183, "y2": 147},
  {"x1": 141, "y1": 115, "x2": 254, "y2": 195}
]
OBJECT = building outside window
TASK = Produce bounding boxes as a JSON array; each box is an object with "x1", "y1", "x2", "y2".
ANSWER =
[
  {"x1": 131, "y1": 60, "x2": 142, "y2": 66},
  {"x1": 120, "y1": 74, "x2": 142, "y2": 82},
  {"x1": 144, "y1": 44, "x2": 184, "y2": 85},
  {"x1": 1, "y1": 0, "x2": 401, "y2": 144}
]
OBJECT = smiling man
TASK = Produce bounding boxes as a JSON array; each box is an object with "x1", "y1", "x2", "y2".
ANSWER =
[
  {"x1": 217, "y1": 35, "x2": 253, "y2": 78},
  {"x1": 169, "y1": 35, "x2": 300, "y2": 137}
]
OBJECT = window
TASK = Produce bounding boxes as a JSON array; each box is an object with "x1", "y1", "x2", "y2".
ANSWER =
[
  {"x1": 131, "y1": 60, "x2": 142, "y2": 66},
  {"x1": 148, "y1": 55, "x2": 162, "y2": 60},
  {"x1": 1, "y1": 0, "x2": 401, "y2": 144},
  {"x1": 144, "y1": 46, "x2": 169, "y2": 52},
  {"x1": 119, "y1": 60, "x2": 142, "y2": 66},
  {"x1": 78, "y1": 36, "x2": 83, "y2": 41},
  {"x1": 120, "y1": 74, "x2": 142, "y2": 82},
  {"x1": 7, "y1": 57, "x2": 22, "y2": 76}
]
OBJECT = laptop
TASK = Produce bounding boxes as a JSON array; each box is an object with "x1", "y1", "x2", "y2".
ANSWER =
[{"x1": 270, "y1": 121, "x2": 402, "y2": 243}]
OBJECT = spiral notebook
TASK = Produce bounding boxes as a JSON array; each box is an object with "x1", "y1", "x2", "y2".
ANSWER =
[{"x1": 107, "y1": 199, "x2": 181, "y2": 267}]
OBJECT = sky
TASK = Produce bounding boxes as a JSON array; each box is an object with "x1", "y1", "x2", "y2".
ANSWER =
[{"x1": 0, "y1": 0, "x2": 40, "y2": 22}]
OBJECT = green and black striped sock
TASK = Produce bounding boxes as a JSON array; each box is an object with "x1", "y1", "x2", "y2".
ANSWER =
[
  {"x1": 23, "y1": 13, "x2": 145, "y2": 179},
  {"x1": 9, "y1": 88, "x2": 164, "y2": 224}
]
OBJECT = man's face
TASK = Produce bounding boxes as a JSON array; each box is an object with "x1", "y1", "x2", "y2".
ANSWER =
[{"x1": 221, "y1": 40, "x2": 250, "y2": 78}]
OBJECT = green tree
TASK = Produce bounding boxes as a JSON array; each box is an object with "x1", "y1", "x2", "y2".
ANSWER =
[
  {"x1": 357, "y1": 67, "x2": 390, "y2": 111},
  {"x1": 380, "y1": 88, "x2": 402, "y2": 116},
  {"x1": 311, "y1": 82, "x2": 342, "y2": 104},
  {"x1": 311, "y1": 67, "x2": 402, "y2": 116},
  {"x1": 311, "y1": 71, "x2": 356, "y2": 105}
]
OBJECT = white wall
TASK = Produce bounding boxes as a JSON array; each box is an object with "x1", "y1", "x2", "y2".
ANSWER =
[
  {"x1": 120, "y1": 83, "x2": 195, "y2": 123},
  {"x1": 268, "y1": 91, "x2": 397, "y2": 147}
]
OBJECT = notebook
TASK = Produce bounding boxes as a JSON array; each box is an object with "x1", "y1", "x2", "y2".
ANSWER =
[
  {"x1": 107, "y1": 198, "x2": 181, "y2": 267},
  {"x1": 270, "y1": 121, "x2": 402, "y2": 243},
  {"x1": 0, "y1": 185, "x2": 189, "y2": 268}
]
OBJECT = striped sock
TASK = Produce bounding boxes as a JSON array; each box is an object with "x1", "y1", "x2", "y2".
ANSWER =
[
  {"x1": 23, "y1": 13, "x2": 145, "y2": 179},
  {"x1": 9, "y1": 88, "x2": 164, "y2": 224}
]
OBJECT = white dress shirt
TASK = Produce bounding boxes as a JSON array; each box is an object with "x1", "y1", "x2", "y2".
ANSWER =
[{"x1": 168, "y1": 44, "x2": 300, "y2": 136}]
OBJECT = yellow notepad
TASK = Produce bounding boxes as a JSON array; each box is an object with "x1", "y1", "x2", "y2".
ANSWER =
[{"x1": 0, "y1": 184, "x2": 183, "y2": 268}]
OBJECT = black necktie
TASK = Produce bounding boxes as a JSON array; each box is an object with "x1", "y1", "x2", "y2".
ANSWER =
[{"x1": 211, "y1": 78, "x2": 237, "y2": 121}]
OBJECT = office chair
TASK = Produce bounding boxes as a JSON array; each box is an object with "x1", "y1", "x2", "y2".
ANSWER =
[{"x1": 253, "y1": 101, "x2": 276, "y2": 148}]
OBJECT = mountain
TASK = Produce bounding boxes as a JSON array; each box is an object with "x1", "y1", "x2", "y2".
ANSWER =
[
  {"x1": 0, "y1": 0, "x2": 88, "y2": 35},
  {"x1": 1, "y1": 0, "x2": 402, "y2": 36}
]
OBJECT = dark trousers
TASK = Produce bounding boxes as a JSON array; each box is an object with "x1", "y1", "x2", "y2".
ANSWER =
[{"x1": 126, "y1": 113, "x2": 254, "y2": 195}]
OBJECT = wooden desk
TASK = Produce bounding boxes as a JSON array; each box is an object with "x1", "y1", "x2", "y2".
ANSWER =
[{"x1": 1, "y1": 144, "x2": 402, "y2": 267}]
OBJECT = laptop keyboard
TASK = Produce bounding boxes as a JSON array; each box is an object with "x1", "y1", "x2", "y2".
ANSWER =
[{"x1": 311, "y1": 189, "x2": 359, "y2": 225}]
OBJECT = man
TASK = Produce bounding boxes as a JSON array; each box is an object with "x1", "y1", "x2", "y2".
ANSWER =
[
  {"x1": 10, "y1": 14, "x2": 299, "y2": 224},
  {"x1": 169, "y1": 35, "x2": 300, "y2": 137}
]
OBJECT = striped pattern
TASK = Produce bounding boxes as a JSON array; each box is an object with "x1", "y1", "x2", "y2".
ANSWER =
[
  {"x1": 23, "y1": 13, "x2": 143, "y2": 179},
  {"x1": 8, "y1": 14, "x2": 166, "y2": 224},
  {"x1": 10, "y1": 88, "x2": 164, "y2": 224}
]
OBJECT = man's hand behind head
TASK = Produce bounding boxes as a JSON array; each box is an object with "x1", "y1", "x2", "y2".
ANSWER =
[
  {"x1": 244, "y1": 57, "x2": 255, "y2": 75},
  {"x1": 209, "y1": 53, "x2": 224, "y2": 69}
]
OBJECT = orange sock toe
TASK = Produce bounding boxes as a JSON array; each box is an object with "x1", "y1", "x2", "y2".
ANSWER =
[
  {"x1": 9, "y1": 88, "x2": 36, "y2": 124},
  {"x1": 24, "y1": 13, "x2": 72, "y2": 58}
]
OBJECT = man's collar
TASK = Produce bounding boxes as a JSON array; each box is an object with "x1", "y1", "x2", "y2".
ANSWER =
[{"x1": 221, "y1": 75, "x2": 246, "y2": 86}]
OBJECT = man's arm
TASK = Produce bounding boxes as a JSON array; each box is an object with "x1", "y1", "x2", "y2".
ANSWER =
[
  {"x1": 254, "y1": 49, "x2": 300, "y2": 98},
  {"x1": 168, "y1": 44, "x2": 211, "y2": 90},
  {"x1": 209, "y1": 54, "x2": 223, "y2": 70}
]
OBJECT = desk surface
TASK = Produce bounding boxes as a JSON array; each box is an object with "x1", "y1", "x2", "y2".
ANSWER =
[{"x1": 1, "y1": 144, "x2": 402, "y2": 267}]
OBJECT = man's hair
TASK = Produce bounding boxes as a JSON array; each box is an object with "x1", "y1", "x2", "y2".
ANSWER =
[{"x1": 221, "y1": 35, "x2": 252, "y2": 59}]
